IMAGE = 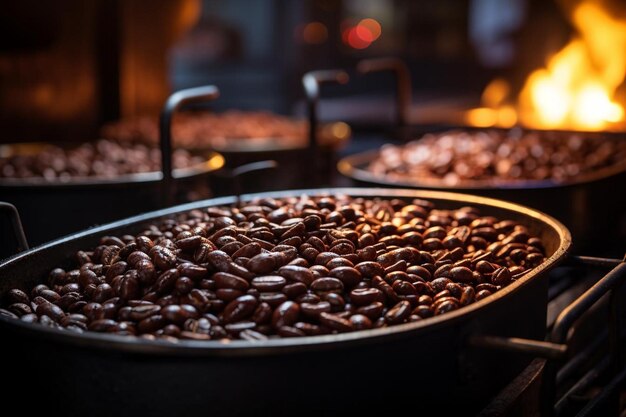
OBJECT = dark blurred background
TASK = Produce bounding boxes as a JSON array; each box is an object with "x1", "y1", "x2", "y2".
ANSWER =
[{"x1": 0, "y1": 0, "x2": 615, "y2": 142}]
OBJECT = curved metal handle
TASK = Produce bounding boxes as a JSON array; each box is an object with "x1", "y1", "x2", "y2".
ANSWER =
[
  {"x1": 231, "y1": 160, "x2": 278, "y2": 207},
  {"x1": 468, "y1": 254, "x2": 626, "y2": 417},
  {"x1": 468, "y1": 255, "x2": 625, "y2": 356},
  {"x1": 302, "y1": 70, "x2": 349, "y2": 151},
  {"x1": 0, "y1": 202, "x2": 29, "y2": 256},
  {"x1": 357, "y1": 57, "x2": 412, "y2": 127},
  {"x1": 160, "y1": 85, "x2": 220, "y2": 205},
  {"x1": 302, "y1": 70, "x2": 349, "y2": 187}
]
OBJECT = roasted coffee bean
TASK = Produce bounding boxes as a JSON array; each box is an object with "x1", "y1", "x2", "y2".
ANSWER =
[
  {"x1": 137, "y1": 315, "x2": 166, "y2": 333},
  {"x1": 247, "y1": 252, "x2": 285, "y2": 274},
  {"x1": 301, "y1": 301, "x2": 332, "y2": 317},
  {"x1": 491, "y1": 267, "x2": 512, "y2": 286},
  {"x1": 251, "y1": 276, "x2": 287, "y2": 292},
  {"x1": 83, "y1": 302, "x2": 105, "y2": 322},
  {"x1": 177, "y1": 263, "x2": 209, "y2": 281},
  {"x1": 392, "y1": 280, "x2": 417, "y2": 296},
  {"x1": 161, "y1": 304, "x2": 198, "y2": 324},
  {"x1": 475, "y1": 289, "x2": 492, "y2": 301},
  {"x1": 310, "y1": 277, "x2": 344, "y2": 293},
  {"x1": 406, "y1": 265, "x2": 431, "y2": 281},
  {"x1": 349, "y1": 314, "x2": 373, "y2": 330},
  {"x1": 354, "y1": 301, "x2": 384, "y2": 320},
  {"x1": 223, "y1": 295, "x2": 258, "y2": 323},
  {"x1": 259, "y1": 292, "x2": 288, "y2": 307},
  {"x1": 277, "y1": 265, "x2": 315, "y2": 286},
  {"x1": 251, "y1": 302, "x2": 272, "y2": 324},
  {"x1": 282, "y1": 282, "x2": 307, "y2": 298},
  {"x1": 354, "y1": 261, "x2": 385, "y2": 278},
  {"x1": 7, "y1": 289, "x2": 30, "y2": 305},
  {"x1": 88, "y1": 319, "x2": 118, "y2": 332},
  {"x1": 319, "y1": 312, "x2": 353, "y2": 332},
  {"x1": 19, "y1": 313, "x2": 37, "y2": 322},
  {"x1": 214, "y1": 272, "x2": 250, "y2": 291},
  {"x1": 322, "y1": 292, "x2": 346, "y2": 311},
  {"x1": 430, "y1": 278, "x2": 452, "y2": 293},
  {"x1": 373, "y1": 277, "x2": 400, "y2": 304},
  {"x1": 240, "y1": 329, "x2": 268, "y2": 341},
  {"x1": 1, "y1": 195, "x2": 547, "y2": 341},
  {"x1": 295, "y1": 293, "x2": 321, "y2": 304},
  {"x1": 413, "y1": 305, "x2": 434, "y2": 318},
  {"x1": 350, "y1": 288, "x2": 384, "y2": 306},
  {"x1": 384, "y1": 300, "x2": 411, "y2": 325},
  {"x1": 154, "y1": 269, "x2": 179, "y2": 295},
  {"x1": 459, "y1": 287, "x2": 475, "y2": 306},
  {"x1": 272, "y1": 301, "x2": 300, "y2": 328},
  {"x1": 36, "y1": 302, "x2": 65, "y2": 321},
  {"x1": 93, "y1": 284, "x2": 114, "y2": 303},
  {"x1": 216, "y1": 289, "x2": 245, "y2": 302},
  {"x1": 329, "y1": 267, "x2": 361, "y2": 288},
  {"x1": 450, "y1": 266, "x2": 473, "y2": 283},
  {"x1": 8, "y1": 303, "x2": 32, "y2": 317}
]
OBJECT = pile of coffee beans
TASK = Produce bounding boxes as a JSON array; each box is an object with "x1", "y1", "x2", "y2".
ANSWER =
[
  {"x1": 100, "y1": 111, "x2": 309, "y2": 148},
  {"x1": 0, "y1": 195, "x2": 546, "y2": 342},
  {"x1": 368, "y1": 129, "x2": 626, "y2": 185},
  {"x1": 0, "y1": 139, "x2": 204, "y2": 180}
]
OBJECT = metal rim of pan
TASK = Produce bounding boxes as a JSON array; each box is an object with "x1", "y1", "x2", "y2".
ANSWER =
[{"x1": 0, "y1": 142, "x2": 225, "y2": 187}]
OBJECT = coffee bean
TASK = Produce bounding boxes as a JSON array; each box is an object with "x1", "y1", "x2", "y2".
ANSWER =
[
  {"x1": 251, "y1": 276, "x2": 287, "y2": 292},
  {"x1": 7, "y1": 289, "x2": 30, "y2": 305},
  {"x1": 319, "y1": 312, "x2": 354, "y2": 332},
  {"x1": 272, "y1": 301, "x2": 300, "y2": 328},
  {"x1": 301, "y1": 301, "x2": 332, "y2": 317},
  {"x1": 1, "y1": 195, "x2": 547, "y2": 342},
  {"x1": 384, "y1": 300, "x2": 411, "y2": 325},
  {"x1": 310, "y1": 277, "x2": 344, "y2": 293},
  {"x1": 223, "y1": 295, "x2": 258, "y2": 323}
]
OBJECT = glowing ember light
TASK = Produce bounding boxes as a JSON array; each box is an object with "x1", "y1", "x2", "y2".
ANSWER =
[
  {"x1": 355, "y1": 24, "x2": 375, "y2": 43},
  {"x1": 469, "y1": 1, "x2": 626, "y2": 131},
  {"x1": 359, "y1": 18, "x2": 382, "y2": 40},
  {"x1": 465, "y1": 108, "x2": 498, "y2": 127},
  {"x1": 342, "y1": 17, "x2": 382, "y2": 50},
  {"x1": 347, "y1": 27, "x2": 371, "y2": 49},
  {"x1": 302, "y1": 22, "x2": 328, "y2": 45}
]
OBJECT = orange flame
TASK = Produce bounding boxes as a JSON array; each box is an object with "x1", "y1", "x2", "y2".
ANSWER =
[{"x1": 469, "y1": 1, "x2": 626, "y2": 131}]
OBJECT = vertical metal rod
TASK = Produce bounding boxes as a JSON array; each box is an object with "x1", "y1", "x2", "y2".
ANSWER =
[
  {"x1": 357, "y1": 57, "x2": 412, "y2": 129},
  {"x1": 159, "y1": 85, "x2": 220, "y2": 207},
  {"x1": 302, "y1": 70, "x2": 349, "y2": 187},
  {"x1": 0, "y1": 202, "x2": 29, "y2": 254},
  {"x1": 542, "y1": 257, "x2": 626, "y2": 417}
]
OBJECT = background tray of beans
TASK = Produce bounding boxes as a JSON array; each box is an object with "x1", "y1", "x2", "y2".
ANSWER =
[{"x1": 338, "y1": 128, "x2": 626, "y2": 254}]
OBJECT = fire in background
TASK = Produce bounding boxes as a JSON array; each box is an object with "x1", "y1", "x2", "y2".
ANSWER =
[{"x1": 468, "y1": 0, "x2": 626, "y2": 131}]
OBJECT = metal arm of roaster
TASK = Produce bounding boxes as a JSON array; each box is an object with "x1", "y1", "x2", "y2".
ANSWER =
[
  {"x1": 469, "y1": 254, "x2": 626, "y2": 417},
  {"x1": 160, "y1": 85, "x2": 220, "y2": 207},
  {"x1": 357, "y1": 57, "x2": 412, "y2": 138},
  {"x1": 302, "y1": 70, "x2": 349, "y2": 187},
  {"x1": 0, "y1": 202, "x2": 29, "y2": 258}
]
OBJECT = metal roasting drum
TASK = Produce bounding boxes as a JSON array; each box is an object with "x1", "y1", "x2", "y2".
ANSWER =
[{"x1": 0, "y1": 187, "x2": 584, "y2": 416}]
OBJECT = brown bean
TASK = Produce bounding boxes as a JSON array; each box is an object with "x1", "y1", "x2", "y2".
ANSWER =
[
  {"x1": 349, "y1": 288, "x2": 385, "y2": 306},
  {"x1": 319, "y1": 312, "x2": 354, "y2": 332},
  {"x1": 214, "y1": 272, "x2": 250, "y2": 291},
  {"x1": 384, "y1": 300, "x2": 411, "y2": 325},
  {"x1": 310, "y1": 277, "x2": 344, "y2": 293},
  {"x1": 251, "y1": 275, "x2": 287, "y2": 292},
  {"x1": 349, "y1": 314, "x2": 373, "y2": 330},
  {"x1": 272, "y1": 301, "x2": 300, "y2": 328},
  {"x1": 222, "y1": 295, "x2": 258, "y2": 323},
  {"x1": 301, "y1": 301, "x2": 332, "y2": 317}
]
